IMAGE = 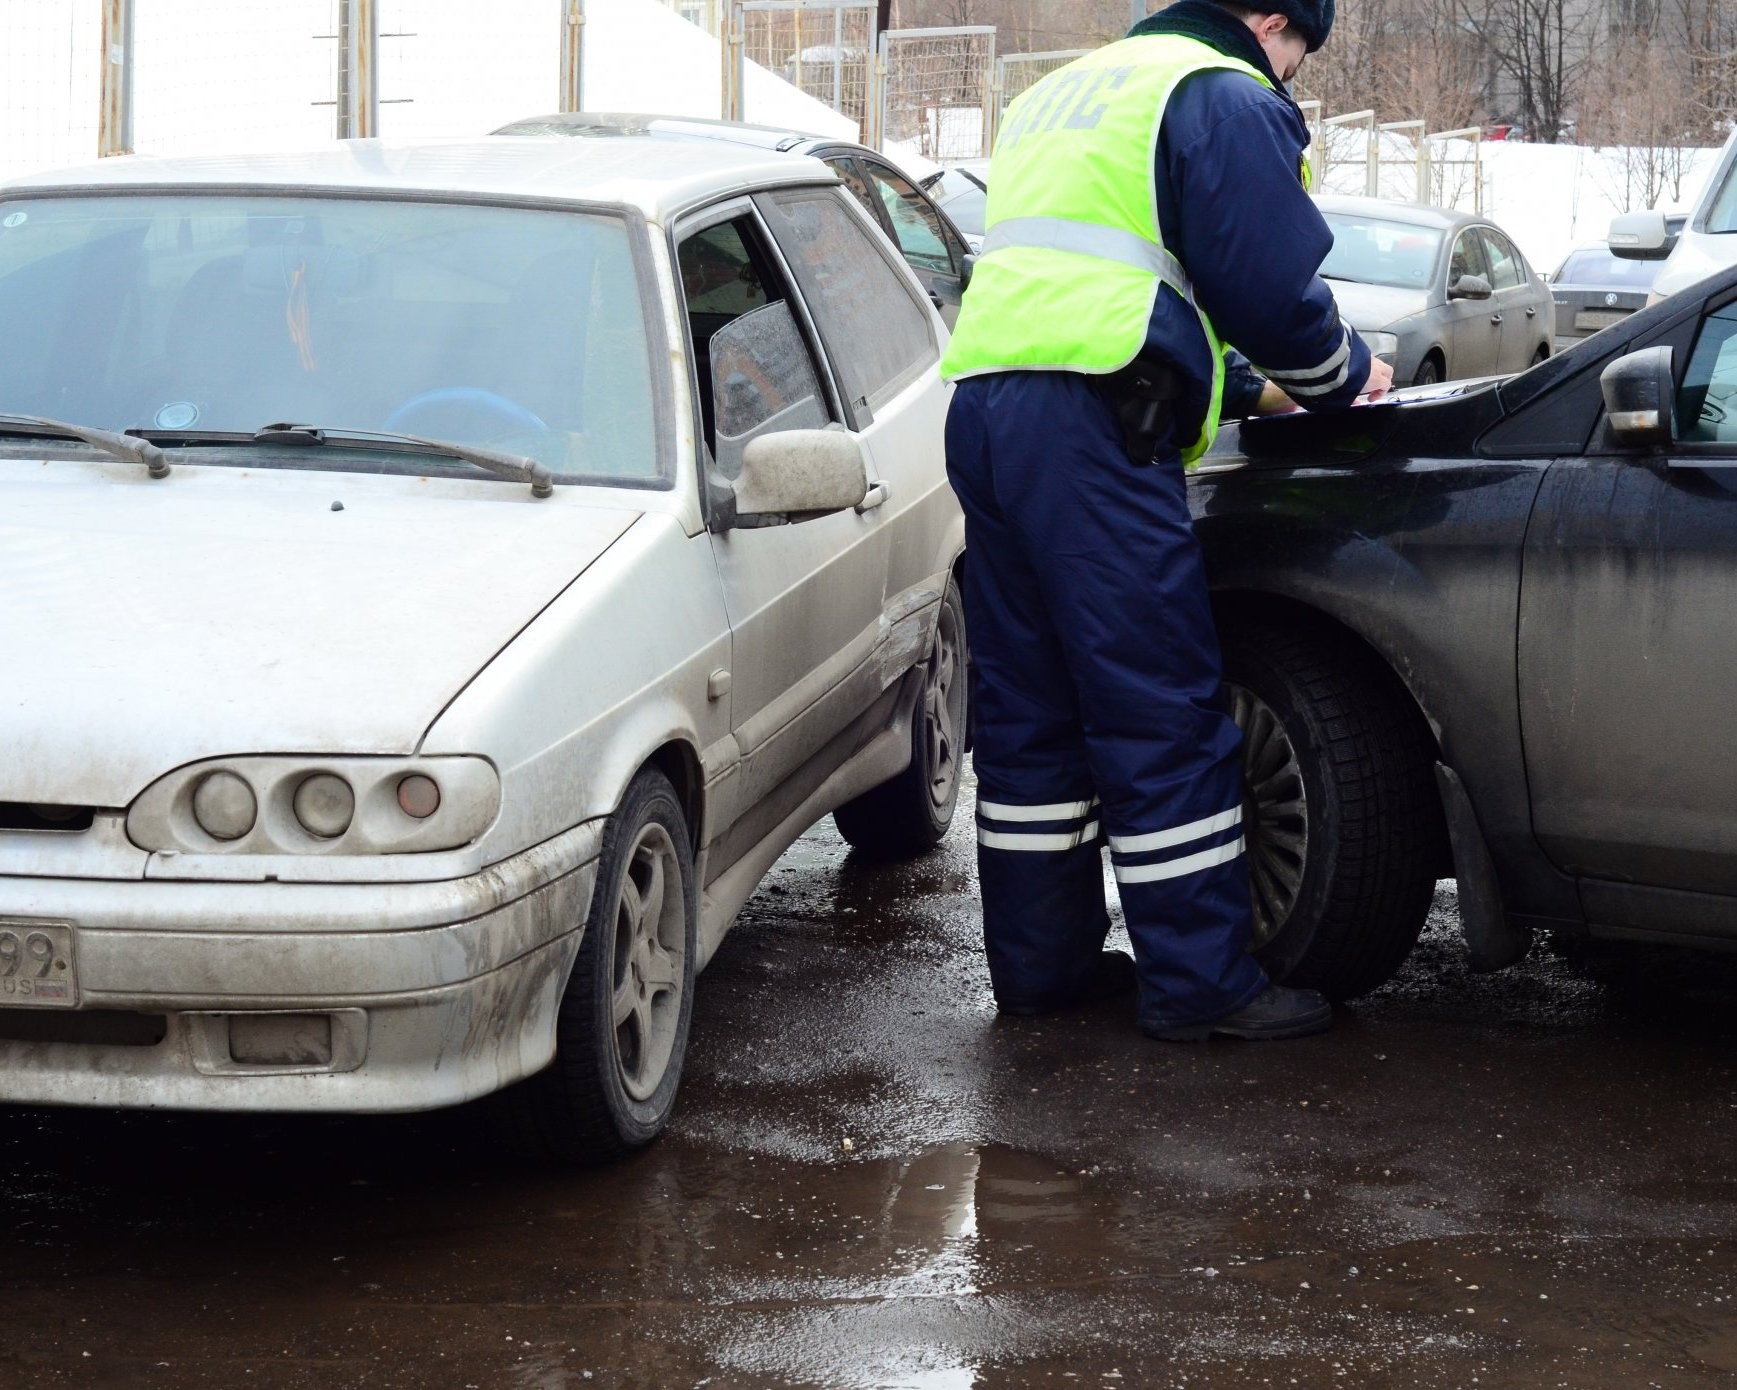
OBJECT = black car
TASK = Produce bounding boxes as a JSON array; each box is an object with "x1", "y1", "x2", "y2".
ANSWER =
[
  {"x1": 1194, "y1": 260, "x2": 1737, "y2": 999},
  {"x1": 493, "y1": 113, "x2": 975, "y2": 325}
]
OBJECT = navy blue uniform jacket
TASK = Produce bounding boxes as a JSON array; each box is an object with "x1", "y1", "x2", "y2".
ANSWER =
[{"x1": 1133, "y1": 6, "x2": 1368, "y2": 442}]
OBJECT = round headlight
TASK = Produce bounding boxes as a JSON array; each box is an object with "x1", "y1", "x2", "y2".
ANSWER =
[
  {"x1": 397, "y1": 774, "x2": 441, "y2": 820},
  {"x1": 192, "y1": 771, "x2": 257, "y2": 841},
  {"x1": 293, "y1": 773, "x2": 355, "y2": 838}
]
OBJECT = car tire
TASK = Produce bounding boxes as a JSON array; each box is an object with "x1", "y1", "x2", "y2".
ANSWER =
[
  {"x1": 834, "y1": 577, "x2": 967, "y2": 859},
  {"x1": 509, "y1": 767, "x2": 696, "y2": 1164},
  {"x1": 1412, "y1": 354, "x2": 1444, "y2": 387},
  {"x1": 1220, "y1": 617, "x2": 1441, "y2": 1000}
]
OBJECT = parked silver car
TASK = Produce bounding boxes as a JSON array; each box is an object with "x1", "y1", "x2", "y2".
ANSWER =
[
  {"x1": 0, "y1": 136, "x2": 966, "y2": 1161},
  {"x1": 1315, "y1": 195, "x2": 1555, "y2": 385},
  {"x1": 1548, "y1": 242, "x2": 1665, "y2": 350}
]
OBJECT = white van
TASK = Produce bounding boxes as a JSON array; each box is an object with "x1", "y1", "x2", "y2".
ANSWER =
[{"x1": 1609, "y1": 127, "x2": 1737, "y2": 301}]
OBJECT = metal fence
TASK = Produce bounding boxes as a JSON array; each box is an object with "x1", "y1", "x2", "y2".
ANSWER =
[
  {"x1": 991, "y1": 49, "x2": 1087, "y2": 147},
  {"x1": 871, "y1": 26, "x2": 996, "y2": 162},
  {"x1": 731, "y1": 0, "x2": 876, "y2": 130}
]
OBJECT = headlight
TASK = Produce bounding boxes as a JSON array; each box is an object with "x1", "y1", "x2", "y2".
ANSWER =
[
  {"x1": 1360, "y1": 331, "x2": 1400, "y2": 361},
  {"x1": 128, "y1": 756, "x2": 499, "y2": 855}
]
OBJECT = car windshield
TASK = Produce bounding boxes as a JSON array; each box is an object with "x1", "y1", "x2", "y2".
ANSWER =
[
  {"x1": 0, "y1": 193, "x2": 661, "y2": 485},
  {"x1": 1705, "y1": 150, "x2": 1737, "y2": 234},
  {"x1": 928, "y1": 169, "x2": 988, "y2": 238},
  {"x1": 1319, "y1": 213, "x2": 1444, "y2": 290},
  {"x1": 1553, "y1": 247, "x2": 1661, "y2": 288}
]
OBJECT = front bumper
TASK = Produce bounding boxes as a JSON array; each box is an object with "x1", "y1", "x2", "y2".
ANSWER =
[{"x1": 0, "y1": 821, "x2": 602, "y2": 1113}]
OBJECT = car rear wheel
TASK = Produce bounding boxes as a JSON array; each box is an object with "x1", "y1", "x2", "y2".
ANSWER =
[
  {"x1": 1412, "y1": 353, "x2": 1444, "y2": 387},
  {"x1": 1221, "y1": 617, "x2": 1441, "y2": 1000},
  {"x1": 510, "y1": 767, "x2": 696, "y2": 1164},
  {"x1": 834, "y1": 577, "x2": 967, "y2": 859}
]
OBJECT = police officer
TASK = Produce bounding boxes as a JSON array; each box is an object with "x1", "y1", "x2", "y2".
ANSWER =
[{"x1": 941, "y1": 0, "x2": 1392, "y2": 1040}]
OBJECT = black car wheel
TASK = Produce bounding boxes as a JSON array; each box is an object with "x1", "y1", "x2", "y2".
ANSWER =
[
  {"x1": 1412, "y1": 354, "x2": 1444, "y2": 387},
  {"x1": 835, "y1": 577, "x2": 967, "y2": 859},
  {"x1": 1221, "y1": 617, "x2": 1441, "y2": 999},
  {"x1": 510, "y1": 767, "x2": 696, "y2": 1164}
]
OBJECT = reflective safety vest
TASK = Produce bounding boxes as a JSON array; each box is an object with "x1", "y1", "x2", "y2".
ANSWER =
[{"x1": 940, "y1": 35, "x2": 1288, "y2": 464}]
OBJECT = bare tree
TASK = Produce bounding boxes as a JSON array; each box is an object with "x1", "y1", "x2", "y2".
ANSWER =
[
  {"x1": 1454, "y1": 0, "x2": 1590, "y2": 140},
  {"x1": 1580, "y1": 34, "x2": 1703, "y2": 207}
]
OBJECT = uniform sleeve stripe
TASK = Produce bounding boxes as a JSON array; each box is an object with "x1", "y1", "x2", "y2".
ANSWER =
[{"x1": 1261, "y1": 326, "x2": 1352, "y2": 386}]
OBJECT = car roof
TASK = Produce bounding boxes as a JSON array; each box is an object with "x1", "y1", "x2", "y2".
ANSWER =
[
  {"x1": 495, "y1": 111, "x2": 854, "y2": 159},
  {"x1": 0, "y1": 134, "x2": 837, "y2": 222},
  {"x1": 1312, "y1": 194, "x2": 1479, "y2": 231}
]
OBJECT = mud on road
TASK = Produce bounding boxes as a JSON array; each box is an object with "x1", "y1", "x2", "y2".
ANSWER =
[{"x1": 3, "y1": 778, "x2": 1737, "y2": 1388}]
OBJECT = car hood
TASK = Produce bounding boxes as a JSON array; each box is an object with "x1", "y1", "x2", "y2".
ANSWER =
[
  {"x1": 1325, "y1": 280, "x2": 1430, "y2": 330},
  {"x1": 0, "y1": 457, "x2": 640, "y2": 806}
]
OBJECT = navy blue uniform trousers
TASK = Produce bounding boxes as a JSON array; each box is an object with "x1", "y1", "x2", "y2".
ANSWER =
[{"x1": 946, "y1": 370, "x2": 1268, "y2": 1031}]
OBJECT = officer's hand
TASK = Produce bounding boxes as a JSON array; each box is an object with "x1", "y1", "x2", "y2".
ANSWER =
[
  {"x1": 1253, "y1": 380, "x2": 1300, "y2": 415},
  {"x1": 1358, "y1": 357, "x2": 1395, "y2": 402}
]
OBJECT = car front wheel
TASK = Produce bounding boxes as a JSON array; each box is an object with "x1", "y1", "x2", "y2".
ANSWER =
[
  {"x1": 1221, "y1": 617, "x2": 1441, "y2": 1000},
  {"x1": 834, "y1": 577, "x2": 967, "y2": 859},
  {"x1": 511, "y1": 767, "x2": 696, "y2": 1163}
]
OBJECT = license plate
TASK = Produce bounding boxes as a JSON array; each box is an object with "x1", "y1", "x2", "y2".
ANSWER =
[
  {"x1": 0, "y1": 921, "x2": 77, "y2": 1008},
  {"x1": 1575, "y1": 309, "x2": 1626, "y2": 330}
]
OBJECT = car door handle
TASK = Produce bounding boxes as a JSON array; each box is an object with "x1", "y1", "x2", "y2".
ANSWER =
[
  {"x1": 856, "y1": 481, "x2": 890, "y2": 513},
  {"x1": 1490, "y1": 312, "x2": 1504, "y2": 325}
]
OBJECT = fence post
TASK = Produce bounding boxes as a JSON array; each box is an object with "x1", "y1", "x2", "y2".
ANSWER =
[
  {"x1": 866, "y1": 33, "x2": 886, "y2": 149},
  {"x1": 559, "y1": 0, "x2": 585, "y2": 112},
  {"x1": 721, "y1": 1, "x2": 745, "y2": 120},
  {"x1": 336, "y1": 0, "x2": 379, "y2": 139},
  {"x1": 99, "y1": 0, "x2": 134, "y2": 157},
  {"x1": 1378, "y1": 119, "x2": 1424, "y2": 202}
]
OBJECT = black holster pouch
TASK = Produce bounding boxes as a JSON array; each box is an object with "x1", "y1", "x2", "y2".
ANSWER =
[{"x1": 1091, "y1": 360, "x2": 1180, "y2": 466}]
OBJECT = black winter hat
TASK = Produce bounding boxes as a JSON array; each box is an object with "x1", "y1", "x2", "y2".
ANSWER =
[{"x1": 1266, "y1": 0, "x2": 1335, "y2": 51}]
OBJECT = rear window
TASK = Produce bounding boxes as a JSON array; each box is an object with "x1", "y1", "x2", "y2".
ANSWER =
[{"x1": 1554, "y1": 248, "x2": 1660, "y2": 289}]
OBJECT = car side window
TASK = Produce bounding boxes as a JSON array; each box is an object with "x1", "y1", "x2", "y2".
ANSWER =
[
  {"x1": 1450, "y1": 231, "x2": 1488, "y2": 286},
  {"x1": 676, "y1": 213, "x2": 831, "y2": 476},
  {"x1": 824, "y1": 157, "x2": 884, "y2": 229},
  {"x1": 861, "y1": 159, "x2": 961, "y2": 275},
  {"x1": 759, "y1": 189, "x2": 937, "y2": 420},
  {"x1": 1678, "y1": 301, "x2": 1737, "y2": 446},
  {"x1": 1481, "y1": 230, "x2": 1526, "y2": 290}
]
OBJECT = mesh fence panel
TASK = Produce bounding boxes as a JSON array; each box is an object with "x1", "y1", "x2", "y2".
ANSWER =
[
  {"x1": 653, "y1": 0, "x2": 722, "y2": 34},
  {"x1": 741, "y1": 1, "x2": 876, "y2": 131},
  {"x1": 130, "y1": 0, "x2": 335, "y2": 157},
  {"x1": 878, "y1": 26, "x2": 996, "y2": 162},
  {"x1": 2, "y1": 0, "x2": 102, "y2": 179},
  {"x1": 994, "y1": 50, "x2": 1085, "y2": 135}
]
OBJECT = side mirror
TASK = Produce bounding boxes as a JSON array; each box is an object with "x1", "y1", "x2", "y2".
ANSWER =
[
  {"x1": 961, "y1": 252, "x2": 977, "y2": 287},
  {"x1": 1600, "y1": 345, "x2": 1675, "y2": 446},
  {"x1": 1448, "y1": 273, "x2": 1493, "y2": 301},
  {"x1": 1608, "y1": 209, "x2": 1677, "y2": 261},
  {"x1": 731, "y1": 428, "x2": 869, "y2": 523}
]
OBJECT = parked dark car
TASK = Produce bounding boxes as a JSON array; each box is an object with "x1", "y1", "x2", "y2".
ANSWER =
[
  {"x1": 493, "y1": 113, "x2": 975, "y2": 325},
  {"x1": 1549, "y1": 242, "x2": 1666, "y2": 350},
  {"x1": 1192, "y1": 260, "x2": 1737, "y2": 999}
]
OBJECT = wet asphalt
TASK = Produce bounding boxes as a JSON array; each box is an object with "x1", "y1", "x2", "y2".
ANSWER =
[{"x1": 4, "y1": 769, "x2": 1737, "y2": 1389}]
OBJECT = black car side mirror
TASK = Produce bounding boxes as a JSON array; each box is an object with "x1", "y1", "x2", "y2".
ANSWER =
[
  {"x1": 1448, "y1": 274, "x2": 1493, "y2": 301},
  {"x1": 1600, "y1": 345, "x2": 1675, "y2": 446}
]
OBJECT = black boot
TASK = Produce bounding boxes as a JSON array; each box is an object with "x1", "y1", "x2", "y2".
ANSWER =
[{"x1": 1143, "y1": 984, "x2": 1333, "y2": 1041}]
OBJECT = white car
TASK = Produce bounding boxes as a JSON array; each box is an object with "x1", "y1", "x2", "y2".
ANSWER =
[
  {"x1": 1609, "y1": 127, "x2": 1737, "y2": 301},
  {"x1": 0, "y1": 136, "x2": 966, "y2": 1161}
]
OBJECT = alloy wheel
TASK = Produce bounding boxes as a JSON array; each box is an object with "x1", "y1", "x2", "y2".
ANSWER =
[
  {"x1": 923, "y1": 602, "x2": 964, "y2": 815},
  {"x1": 1228, "y1": 683, "x2": 1309, "y2": 948},
  {"x1": 610, "y1": 823, "x2": 687, "y2": 1102}
]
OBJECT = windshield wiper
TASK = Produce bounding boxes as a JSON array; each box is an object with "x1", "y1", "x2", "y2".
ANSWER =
[
  {"x1": 253, "y1": 423, "x2": 554, "y2": 498},
  {"x1": 0, "y1": 414, "x2": 171, "y2": 478}
]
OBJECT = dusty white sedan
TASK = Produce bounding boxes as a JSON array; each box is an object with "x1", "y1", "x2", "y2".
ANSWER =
[{"x1": 0, "y1": 135, "x2": 965, "y2": 1161}]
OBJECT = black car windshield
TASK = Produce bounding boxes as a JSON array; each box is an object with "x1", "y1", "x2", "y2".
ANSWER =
[
  {"x1": 1319, "y1": 213, "x2": 1444, "y2": 290},
  {"x1": 1553, "y1": 247, "x2": 1661, "y2": 288},
  {"x1": 0, "y1": 193, "x2": 661, "y2": 485}
]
